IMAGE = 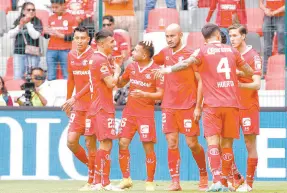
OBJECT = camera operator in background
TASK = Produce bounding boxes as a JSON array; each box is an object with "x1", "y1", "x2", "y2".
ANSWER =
[{"x1": 15, "y1": 67, "x2": 56, "y2": 106}]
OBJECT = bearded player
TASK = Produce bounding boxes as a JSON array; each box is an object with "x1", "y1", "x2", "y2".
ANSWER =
[
  {"x1": 148, "y1": 23, "x2": 208, "y2": 191},
  {"x1": 116, "y1": 41, "x2": 164, "y2": 191},
  {"x1": 154, "y1": 23, "x2": 254, "y2": 192},
  {"x1": 62, "y1": 26, "x2": 97, "y2": 191},
  {"x1": 229, "y1": 23, "x2": 261, "y2": 192}
]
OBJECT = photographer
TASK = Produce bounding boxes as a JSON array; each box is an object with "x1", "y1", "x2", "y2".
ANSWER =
[{"x1": 16, "y1": 67, "x2": 56, "y2": 107}]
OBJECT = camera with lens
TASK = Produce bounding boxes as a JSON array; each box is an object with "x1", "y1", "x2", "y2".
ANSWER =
[{"x1": 20, "y1": 73, "x2": 35, "y2": 106}]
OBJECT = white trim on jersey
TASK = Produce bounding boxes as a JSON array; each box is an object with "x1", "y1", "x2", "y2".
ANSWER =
[
  {"x1": 241, "y1": 45, "x2": 253, "y2": 56},
  {"x1": 77, "y1": 46, "x2": 91, "y2": 59},
  {"x1": 137, "y1": 60, "x2": 153, "y2": 73},
  {"x1": 171, "y1": 44, "x2": 186, "y2": 55}
]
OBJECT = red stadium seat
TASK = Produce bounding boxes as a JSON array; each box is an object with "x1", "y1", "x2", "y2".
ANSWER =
[
  {"x1": 265, "y1": 76, "x2": 285, "y2": 90},
  {"x1": 146, "y1": 8, "x2": 179, "y2": 33},
  {"x1": 4, "y1": 57, "x2": 13, "y2": 81},
  {"x1": 246, "y1": 8, "x2": 264, "y2": 36},
  {"x1": 5, "y1": 79, "x2": 24, "y2": 91},
  {"x1": 198, "y1": 0, "x2": 211, "y2": 8},
  {"x1": 266, "y1": 54, "x2": 285, "y2": 76},
  {"x1": 186, "y1": 32, "x2": 205, "y2": 50},
  {"x1": 0, "y1": 0, "x2": 12, "y2": 13},
  {"x1": 272, "y1": 33, "x2": 278, "y2": 55},
  {"x1": 36, "y1": 10, "x2": 49, "y2": 28}
]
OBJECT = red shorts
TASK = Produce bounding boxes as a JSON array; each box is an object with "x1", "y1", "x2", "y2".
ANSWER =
[
  {"x1": 240, "y1": 106, "x2": 260, "y2": 135},
  {"x1": 119, "y1": 114, "x2": 156, "y2": 143},
  {"x1": 68, "y1": 111, "x2": 87, "y2": 135},
  {"x1": 162, "y1": 107, "x2": 200, "y2": 137},
  {"x1": 87, "y1": 109, "x2": 117, "y2": 141},
  {"x1": 203, "y1": 106, "x2": 240, "y2": 139}
]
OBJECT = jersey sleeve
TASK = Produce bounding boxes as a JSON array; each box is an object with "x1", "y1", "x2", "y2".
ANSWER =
[
  {"x1": 233, "y1": 48, "x2": 246, "y2": 68},
  {"x1": 252, "y1": 54, "x2": 262, "y2": 76},
  {"x1": 191, "y1": 48, "x2": 203, "y2": 67},
  {"x1": 121, "y1": 63, "x2": 132, "y2": 82},
  {"x1": 98, "y1": 59, "x2": 113, "y2": 80},
  {"x1": 67, "y1": 53, "x2": 72, "y2": 73},
  {"x1": 153, "y1": 49, "x2": 165, "y2": 65}
]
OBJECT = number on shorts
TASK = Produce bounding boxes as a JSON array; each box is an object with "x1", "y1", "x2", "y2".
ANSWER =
[
  {"x1": 217, "y1": 57, "x2": 231, "y2": 80},
  {"x1": 121, "y1": 118, "x2": 127, "y2": 128},
  {"x1": 107, "y1": 118, "x2": 114, "y2": 129},
  {"x1": 162, "y1": 113, "x2": 166, "y2": 123},
  {"x1": 69, "y1": 113, "x2": 75, "y2": 123}
]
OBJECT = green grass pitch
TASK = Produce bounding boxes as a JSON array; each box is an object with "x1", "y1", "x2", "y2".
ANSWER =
[{"x1": 0, "y1": 181, "x2": 287, "y2": 193}]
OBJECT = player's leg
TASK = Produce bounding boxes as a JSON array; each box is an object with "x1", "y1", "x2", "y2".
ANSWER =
[
  {"x1": 203, "y1": 107, "x2": 223, "y2": 192},
  {"x1": 117, "y1": 116, "x2": 136, "y2": 189},
  {"x1": 179, "y1": 107, "x2": 208, "y2": 191},
  {"x1": 162, "y1": 109, "x2": 182, "y2": 191},
  {"x1": 67, "y1": 111, "x2": 88, "y2": 165}
]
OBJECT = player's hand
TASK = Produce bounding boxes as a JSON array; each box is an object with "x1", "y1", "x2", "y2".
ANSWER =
[
  {"x1": 152, "y1": 66, "x2": 171, "y2": 79},
  {"x1": 193, "y1": 107, "x2": 202, "y2": 123},
  {"x1": 264, "y1": 8, "x2": 272, "y2": 16},
  {"x1": 114, "y1": 55, "x2": 124, "y2": 66},
  {"x1": 62, "y1": 97, "x2": 76, "y2": 112},
  {"x1": 65, "y1": 107, "x2": 72, "y2": 117},
  {"x1": 130, "y1": 89, "x2": 146, "y2": 98}
]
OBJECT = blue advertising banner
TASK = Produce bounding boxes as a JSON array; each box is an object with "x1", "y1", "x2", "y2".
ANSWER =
[{"x1": 0, "y1": 109, "x2": 286, "y2": 181}]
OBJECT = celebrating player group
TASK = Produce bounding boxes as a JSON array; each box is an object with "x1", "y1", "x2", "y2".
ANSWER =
[{"x1": 62, "y1": 21, "x2": 261, "y2": 192}]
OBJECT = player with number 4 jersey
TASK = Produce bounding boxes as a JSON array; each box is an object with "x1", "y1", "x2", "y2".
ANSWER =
[
  {"x1": 116, "y1": 41, "x2": 164, "y2": 191},
  {"x1": 228, "y1": 24, "x2": 261, "y2": 192},
  {"x1": 153, "y1": 23, "x2": 254, "y2": 192}
]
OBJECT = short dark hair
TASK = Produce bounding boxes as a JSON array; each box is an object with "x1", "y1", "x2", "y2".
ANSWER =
[
  {"x1": 50, "y1": 0, "x2": 65, "y2": 4},
  {"x1": 74, "y1": 26, "x2": 89, "y2": 36},
  {"x1": 138, "y1": 41, "x2": 154, "y2": 59},
  {"x1": 31, "y1": 67, "x2": 45, "y2": 74},
  {"x1": 201, "y1": 23, "x2": 220, "y2": 39},
  {"x1": 103, "y1": 15, "x2": 115, "y2": 23},
  {"x1": 0, "y1": 76, "x2": 8, "y2": 95},
  {"x1": 228, "y1": 23, "x2": 248, "y2": 35},
  {"x1": 95, "y1": 29, "x2": 114, "y2": 43}
]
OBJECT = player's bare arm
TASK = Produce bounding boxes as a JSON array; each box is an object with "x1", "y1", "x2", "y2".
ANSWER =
[
  {"x1": 117, "y1": 76, "x2": 129, "y2": 88},
  {"x1": 103, "y1": 64, "x2": 121, "y2": 88},
  {"x1": 238, "y1": 64, "x2": 254, "y2": 77},
  {"x1": 194, "y1": 72, "x2": 203, "y2": 122},
  {"x1": 238, "y1": 75, "x2": 261, "y2": 90},
  {"x1": 130, "y1": 87, "x2": 164, "y2": 100}
]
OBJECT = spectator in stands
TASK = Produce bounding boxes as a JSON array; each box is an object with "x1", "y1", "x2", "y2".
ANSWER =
[
  {"x1": 15, "y1": 67, "x2": 56, "y2": 106},
  {"x1": 0, "y1": 76, "x2": 13, "y2": 106},
  {"x1": 103, "y1": 0, "x2": 138, "y2": 47},
  {"x1": 206, "y1": 0, "x2": 247, "y2": 44},
  {"x1": 44, "y1": 0, "x2": 77, "y2": 81},
  {"x1": 8, "y1": 2, "x2": 43, "y2": 80},
  {"x1": 260, "y1": 0, "x2": 285, "y2": 77},
  {"x1": 17, "y1": 0, "x2": 52, "y2": 14},
  {"x1": 144, "y1": 0, "x2": 176, "y2": 30}
]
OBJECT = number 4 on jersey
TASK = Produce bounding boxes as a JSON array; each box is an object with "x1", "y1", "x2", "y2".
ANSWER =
[{"x1": 217, "y1": 57, "x2": 231, "y2": 79}]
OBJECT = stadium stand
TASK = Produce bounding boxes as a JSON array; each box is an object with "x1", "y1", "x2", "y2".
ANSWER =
[
  {"x1": 0, "y1": 10, "x2": 7, "y2": 36},
  {"x1": 246, "y1": 8, "x2": 264, "y2": 35},
  {"x1": 246, "y1": 32, "x2": 261, "y2": 55},
  {"x1": 5, "y1": 79, "x2": 24, "y2": 90},
  {"x1": 265, "y1": 54, "x2": 285, "y2": 90},
  {"x1": 6, "y1": 11, "x2": 20, "y2": 31},
  {"x1": 188, "y1": 8, "x2": 209, "y2": 32},
  {"x1": 114, "y1": 29, "x2": 132, "y2": 55},
  {"x1": 0, "y1": 0, "x2": 12, "y2": 13},
  {"x1": 4, "y1": 57, "x2": 13, "y2": 80},
  {"x1": 186, "y1": 32, "x2": 205, "y2": 50},
  {"x1": 35, "y1": 9, "x2": 49, "y2": 28}
]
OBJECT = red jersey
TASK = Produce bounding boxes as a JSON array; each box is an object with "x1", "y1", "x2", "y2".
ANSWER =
[
  {"x1": 206, "y1": 0, "x2": 247, "y2": 28},
  {"x1": 91, "y1": 32, "x2": 128, "y2": 56},
  {"x1": 154, "y1": 46, "x2": 198, "y2": 109},
  {"x1": 121, "y1": 62, "x2": 164, "y2": 117},
  {"x1": 192, "y1": 41, "x2": 245, "y2": 108},
  {"x1": 48, "y1": 12, "x2": 77, "y2": 50},
  {"x1": 238, "y1": 46, "x2": 261, "y2": 110},
  {"x1": 66, "y1": 0, "x2": 94, "y2": 20},
  {"x1": 266, "y1": 0, "x2": 285, "y2": 16},
  {"x1": 88, "y1": 51, "x2": 114, "y2": 115},
  {"x1": 67, "y1": 46, "x2": 93, "y2": 111}
]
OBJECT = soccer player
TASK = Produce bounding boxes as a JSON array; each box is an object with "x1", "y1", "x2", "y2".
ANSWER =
[
  {"x1": 71, "y1": 29, "x2": 123, "y2": 191},
  {"x1": 116, "y1": 41, "x2": 164, "y2": 191},
  {"x1": 153, "y1": 23, "x2": 254, "y2": 192},
  {"x1": 151, "y1": 23, "x2": 208, "y2": 191},
  {"x1": 62, "y1": 26, "x2": 98, "y2": 191},
  {"x1": 229, "y1": 24, "x2": 261, "y2": 192}
]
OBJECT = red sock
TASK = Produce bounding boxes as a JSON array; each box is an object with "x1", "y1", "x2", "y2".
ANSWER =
[
  {"x1": 168, "y1": 148, "x2": 180, "y2": 182},
  {"x1": 94, "y1": 150, "x2": 103, "y2": 184},
  {"x1": 87, "y1": 152, "x2": 96, "y2": 184},
  {"x1": 192, "y1": 145, "x2": 207, "y2": 176},
  {"x1": 146, "y1": 151, "x2": 156, "y2": 182},
  {"x1": 102, "y1": 150, "x2": 111, "y2": 187},
  {"x1": 221, "y1": 148, "x2": 234, "y2": 187},
  {"x1": 231, "y1": 160, "x2": 241, "y2": 180},
  {"x1": 119, "y1": 149, "x2": 130, "y2": 178},
  {"x1": 74, "y1": 146, "x2": 88, "y2": 165},
  {"x1": 207, "y1": 145, "x2": 221, "y2": 183},
  {"x1": 246, "y1": 158, "x2": 258, "y2": 188}
]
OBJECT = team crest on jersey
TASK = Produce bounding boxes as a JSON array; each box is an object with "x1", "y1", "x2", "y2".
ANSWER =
[
  {"x1": 82, "y1": 60, "x2": 88, "y2": 66},
  {"x1": 145, "y1": 74, "x2": 151, "y2": 79},
  {"x1": 165, "y1": 56, "x2": 169, "y2": 60},
  {"x1": 51, "y1": 21, "x2": 55, "y2": 25},
  {"x1": 131, "y1": 70, "x2": 135, "y2": 75},
  {"x1": 63, "y1": 20, "x2": 68, "y2": 27},
  {"x1": 71, "y1": 60, "x2": 75, "y2": 64},
  {"x1": 178, "y1": 56, "x2": 184, "y2": 62},
  {"x1": 100, "y1": 65, "x2": 109, "y2": 73}
]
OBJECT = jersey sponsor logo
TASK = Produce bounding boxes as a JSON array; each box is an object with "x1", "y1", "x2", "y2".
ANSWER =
[
  {"x1": 207, "y1": 47, "x2": 232, "y2": 55},
  {"x1": 51, "y1": 26, "x2": 69, "y2": 31},
  {"x1": 242, "y1": 117, "x2": 251, "y2": 127},
  {"x1": 145, "y1": 74, "x2": 151, "y2": 79},
  {"x1": 209, "y1": 148, "x2": 220, "y2": 155},
  {"x1": 220, "y1": 4, "x2": 236, "y2": 10},
  {"x1": 140, "y1": 125, "x2": 150, "y2": 134},
  {"x1": 63, "y1": 20, "x2": 69, "y2": 27},
  {"x1": 184, "y1": 119, "x2": 192, "y2": 128},
  {"x1": 73, "y1": 70, "x2": 89, "y2": 75},
  {"x1": 217, "y1": 81, "x2": 234, "y2": 88},
  {"x1": 130, "y1": 79, "x2": 151, "y2": 87},
  {"x1": 222, "y1": 153, "x2": 233, "y2": 161},
  {"x1": 254, "y1": 55, "x2": 262, "y2": 70}
]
